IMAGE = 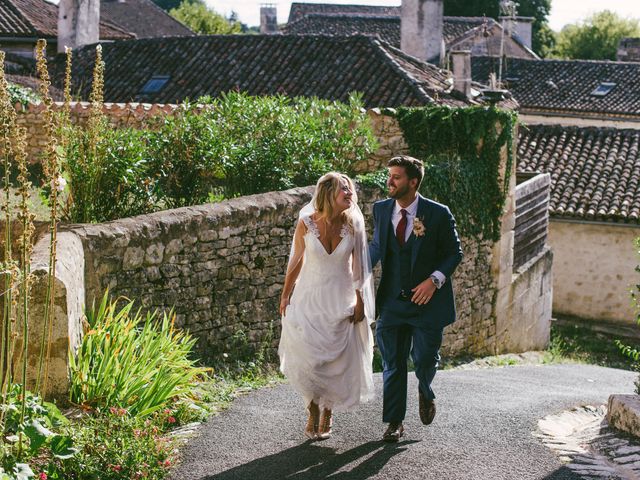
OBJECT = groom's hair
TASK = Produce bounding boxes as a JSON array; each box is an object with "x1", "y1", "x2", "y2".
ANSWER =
[{"x1": 388, "y1": 156, "x2": 424, "y2": 188}]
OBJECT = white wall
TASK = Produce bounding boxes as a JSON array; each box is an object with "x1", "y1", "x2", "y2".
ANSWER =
[{"x1": 550, "y1": 219, "x2": 640, "y2": 325}]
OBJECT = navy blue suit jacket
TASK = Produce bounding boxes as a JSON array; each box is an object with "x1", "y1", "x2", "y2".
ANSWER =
[{"x1": 369, "y1": 195, "x2": 463, "y2": 328}]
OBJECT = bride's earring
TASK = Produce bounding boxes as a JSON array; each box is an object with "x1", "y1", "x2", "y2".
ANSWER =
[{"x1": 305, "y1": 402, "x2": 320, "y2": 440}]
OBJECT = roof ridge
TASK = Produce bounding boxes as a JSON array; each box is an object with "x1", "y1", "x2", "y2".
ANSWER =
[
  {"x1": 370, "y1": 37, "x2": 438, "y2": 104},
  {"x1": 474, "y1": 55, "x2": 640, "y2": 67}
]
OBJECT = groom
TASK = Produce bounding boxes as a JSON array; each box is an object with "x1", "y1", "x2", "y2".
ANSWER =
[{"x1": 369, "y1": 155, "x2": 463, "y2": 442}]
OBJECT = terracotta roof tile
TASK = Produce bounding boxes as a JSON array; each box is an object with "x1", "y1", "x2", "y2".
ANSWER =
[
  {"x1": 473, "y1": 56, "x2": 640, "y2": 118},
  {"x1": 288, "y1": 2, "x2": 400, "y2": 23},
  {"x1": 517, "y1": 124, "x2": 640, "y2": 223},
  {"x1": 65, "y1": 35, "x2": 473, "y2": 108},
  {"x1": 283, "y1": 13, "x2": 490, "y2": 47},
  {"x1": 100, "y1": 0, "x2": 193, "y2": 39},
  {"x1": 0, "y1": 0, "x2": 133, "y2": 39}
]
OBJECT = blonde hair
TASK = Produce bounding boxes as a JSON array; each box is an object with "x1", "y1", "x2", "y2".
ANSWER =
[{"x1": 313, "y1": 172, "x2": 356, "y2": 228}]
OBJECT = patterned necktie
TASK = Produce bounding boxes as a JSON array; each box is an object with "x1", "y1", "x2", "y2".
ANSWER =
[{"x1": 396, "y1": 209, "x2": 408, "y2": 247}]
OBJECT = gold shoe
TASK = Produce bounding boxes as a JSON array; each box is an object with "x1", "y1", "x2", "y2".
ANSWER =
[
  {"x1": 305, "y1": 402, "x2": 320, "y2": 440},
  {"x1": 317, "y1": 408, "x2": 333, "y2": 440}
]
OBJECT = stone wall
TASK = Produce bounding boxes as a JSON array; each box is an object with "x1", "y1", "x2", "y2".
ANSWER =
[
  {"x1": 47, "y1": 184, "x2": 504, "y2": 367},
  {"x1": 15, "y1": 102, "x2": 177, "y2": 164}
]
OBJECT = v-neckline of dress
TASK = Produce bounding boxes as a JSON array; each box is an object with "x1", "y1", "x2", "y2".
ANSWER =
[{"x1": 307, "y1": 216, "x2": 349, "y2": 256}]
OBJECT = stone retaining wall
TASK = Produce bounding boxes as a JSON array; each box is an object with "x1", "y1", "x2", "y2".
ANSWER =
[{"x1": 55, "y1": 184, "x2": 504, "y2": 367}]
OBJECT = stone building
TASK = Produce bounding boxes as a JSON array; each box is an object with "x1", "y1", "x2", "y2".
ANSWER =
[{"x1": 473, "y1": 56, "x2": 640, "y2": 329}]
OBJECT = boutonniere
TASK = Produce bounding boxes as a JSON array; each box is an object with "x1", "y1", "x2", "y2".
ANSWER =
[{"x1": 413, "y1": 217, "x2": 426, "y2": 237}]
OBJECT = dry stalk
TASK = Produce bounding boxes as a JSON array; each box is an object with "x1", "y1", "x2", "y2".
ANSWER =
[{"x1": 34, "y1": 39, "x2": 60, "y2": 398}]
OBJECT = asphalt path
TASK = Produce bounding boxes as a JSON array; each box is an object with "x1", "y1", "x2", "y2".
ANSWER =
[{"x1": 169, "y1": 364, "x2": 636, "y2": 480}]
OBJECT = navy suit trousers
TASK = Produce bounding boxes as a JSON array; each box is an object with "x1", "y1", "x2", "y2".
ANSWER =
[{"x1": 376, "y1": 311, "x2": 443, "y2": 423}]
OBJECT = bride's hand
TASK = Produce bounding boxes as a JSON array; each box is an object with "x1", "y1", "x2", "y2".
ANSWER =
[
  {"x1": 350, "y1": 297, "x2": 365, "y2": 323},
  {"x1": 279, "y1": 296, "x2": 290, "y2": 316}
]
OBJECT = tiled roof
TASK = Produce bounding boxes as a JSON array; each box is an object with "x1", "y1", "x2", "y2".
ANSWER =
[
  {"x1": 0, "y1": 0, "x2": 133, "y2": 39},
  {"x1": 100, "y1": 0, "x2": 193, "y2": 39},
  {"x1": 288, "y1": 2, "x2": 400, "y2": 23},
  {"x1": 64, "y1": 35, "x2": 474, "y2": 107},
  {"x1": 517, "y1": 124, "x2": 640, "y2": 223},
  {"x1": 472, "y1": 56, "x2": 640, "y2": 119},
  {"x1": 283, "y1": 13, "x2": 490, "y2": 47}
]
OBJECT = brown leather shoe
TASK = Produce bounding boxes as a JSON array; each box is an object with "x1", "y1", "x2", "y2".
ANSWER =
[
  {"x1": 382, "y1": 422, "x2": 404, "y2": 442},
  {"x1": 419, "y1": 390, "x2": 436, "y2": 425}
]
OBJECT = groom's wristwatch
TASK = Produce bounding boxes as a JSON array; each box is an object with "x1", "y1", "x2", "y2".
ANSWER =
[{"x1": 430, "y1": 274, "x2": 443, "y2": 289}]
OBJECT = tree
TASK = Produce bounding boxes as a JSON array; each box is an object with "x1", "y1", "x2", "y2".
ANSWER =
[
  {"x1": 169, "y1": 0, "x2": 242, "y2": 35},
  {"x1": 554, "y1": 10, "x2": 640, "y2": 60},
  {"x1": 443, "y1": 0, "x2": 554, "y2": 57}
]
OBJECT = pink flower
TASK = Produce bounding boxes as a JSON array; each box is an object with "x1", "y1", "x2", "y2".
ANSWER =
[
  {"x1": 38, "y1": 473, "x2": 47, "y2": 480},
  {"x1": 109, "y1": 464, "x2": 123, "y2": 472},
  {"x1": 167, "y1": 416, "x2": 176, "y2": 424}
]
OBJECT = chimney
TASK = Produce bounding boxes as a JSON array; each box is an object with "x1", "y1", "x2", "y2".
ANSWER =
[
  {"x1": 451, "y1": 50, "x2": 471, "y2": 97},
  {"x1": 58, "y1": 0, "x2": 100, "y2": 53},
  {"x1": 260, "y1": 4, "x2": 278, "y2": 34},
  {"x1": 500, "y1": 16, "x2": 533, "y2": 50},
  {"x1": 618, "y1": 38, "x2": 640, "y2": 62},
  {"x1": 400, "y1": 0, "x2": 443, "y2": 63}
]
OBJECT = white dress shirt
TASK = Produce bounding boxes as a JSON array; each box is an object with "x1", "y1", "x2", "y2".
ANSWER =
[{"x1": 391, "y1": 196, "x2": 446, "y2": 288}]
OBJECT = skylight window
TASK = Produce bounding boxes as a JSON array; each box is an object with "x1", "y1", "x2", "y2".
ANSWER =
[
  {"x1": 141, "y1": 75, "x2": 170, "y2": 94},
  {"x1": 590, "y1": 82, "x2": 616, "y2": 97}
]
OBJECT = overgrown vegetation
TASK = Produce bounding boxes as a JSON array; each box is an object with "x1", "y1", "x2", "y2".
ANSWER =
[
  {"x1": 366, "y1": 106, "x2": 517, "y2": 242},
  {"x1": 68, "y1": 293, "x2": 209, "y2": 417},
  {"x1": 60, "y1": 92, "x2": 376, "y2": 222}
]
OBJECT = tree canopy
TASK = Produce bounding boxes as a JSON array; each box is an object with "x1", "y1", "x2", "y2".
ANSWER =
[
  {"x1": 169, "y1": 0, "x2": 242, "y2": 35},
  {"x1": 554, "y1": 10, "x2": 640, "y2": 60},
  {"x1": 443, "y1": 0, "x2": 554, "y2": 56}
]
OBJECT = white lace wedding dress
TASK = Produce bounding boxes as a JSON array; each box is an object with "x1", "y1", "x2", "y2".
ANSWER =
[{"x1": 278, "y1": 214, "x2": 375, "y2": 412}]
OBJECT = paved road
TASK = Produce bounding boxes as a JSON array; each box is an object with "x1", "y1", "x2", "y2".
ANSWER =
[{"x1": 169, "y1": 365, "x2": 636, "y2": 480}]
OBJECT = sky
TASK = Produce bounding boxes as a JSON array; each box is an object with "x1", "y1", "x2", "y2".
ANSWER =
[{"x1": 208, "y1": 0, "x2": 640, "y2": 31}]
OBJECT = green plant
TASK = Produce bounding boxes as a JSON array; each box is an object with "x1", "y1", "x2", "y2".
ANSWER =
[
  {"x1": 146, "y1": 101, "x2": 224, "y2": 209},
  {"x1": 6, "y1": 83, "x2": 39, "y2": 108},
  {"x1": 68, "y1": 292, "x2": 209, "y2": 416},
  {"x1": 1, "y1": 384, "x2": 76, "y2": 480},
  {"x1": 213, "y1": 92, "x2": 377, "y2": 198},
  {"x1": 396, "y1": 105, "x2": 517, "y2": 242},
  {"x1": 49, "y1": 408, "x2": 176, "y2": 480}
]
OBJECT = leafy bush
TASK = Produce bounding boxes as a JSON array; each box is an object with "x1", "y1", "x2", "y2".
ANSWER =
[
  {"x1": 146, "y1": 101, "x2": 224, "y2": 209},
  {"x1": 7, "y1": 82, "x2": 40, "y2": 107},
  {"x1": 214, "y1": 92, "x2": 376, "y2": 198},
  {"x1": 62, "y1": 92, "x2": 377, "y2": 222},
  {"x1": 49, "y1": 408, "x2": 176, "y2": 480},
  {"x1": 1, "y1": 384, "x2": 76, "y2": 480},
  {"x1": 68, "y1": 292, "x2": 209, "y2": 416}
]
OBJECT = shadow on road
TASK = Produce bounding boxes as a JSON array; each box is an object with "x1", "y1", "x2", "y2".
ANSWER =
[
  {"x1": 202, "y1": 440, "x2": 418, "y2": 480},
  {"x1": 540, "y1": 465, "x2": 583, "y2": 479}
]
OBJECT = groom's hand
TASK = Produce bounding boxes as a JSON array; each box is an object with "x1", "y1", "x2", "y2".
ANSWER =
[{"x1": 411, "y1": 279, "x2": 437, "y2": 305}]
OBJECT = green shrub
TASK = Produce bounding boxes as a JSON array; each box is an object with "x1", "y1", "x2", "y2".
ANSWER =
[
  {"x1": 215, "y1": 92, "x2": 376, "y2": 198},
  {"x1": 1, "y1": 384, "x2": 76, "y2": 480},
  {"x1": 146, "y1": 100, "x2": 224, "y2": 209},
  {"x1": 68, "y1": 292, "x2": 209, "y2": 416},
  {"x1": 61, "y1": 92, "x2": 377, "y2": 222},
  {"x1": 50, "y1": 408, "x2": 176, "y2": 480}
]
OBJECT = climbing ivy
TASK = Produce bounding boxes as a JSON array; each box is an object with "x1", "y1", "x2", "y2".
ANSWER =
[{"x1": 396, "y1": 105, "x2": 518, "y2": 242}]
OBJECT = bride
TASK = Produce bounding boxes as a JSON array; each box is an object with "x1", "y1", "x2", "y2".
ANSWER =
[{"x1": 278, "y1": 172, "x2": 375, "y2": 440}]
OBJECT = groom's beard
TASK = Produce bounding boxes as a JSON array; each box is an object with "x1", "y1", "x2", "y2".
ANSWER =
[{"x1": 388, "y1": 183, "x2": 410, "y2": 199}]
